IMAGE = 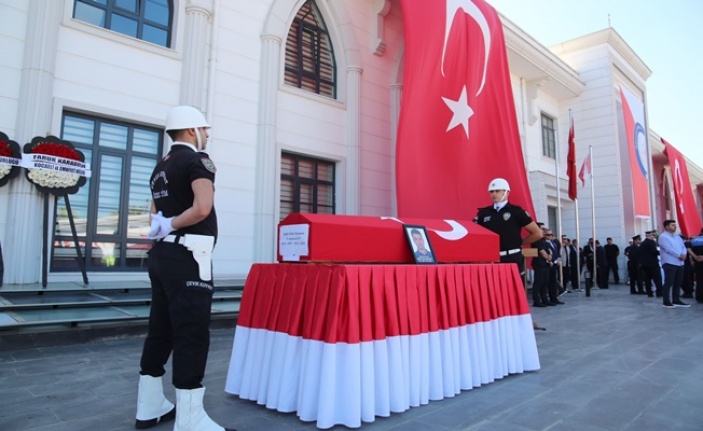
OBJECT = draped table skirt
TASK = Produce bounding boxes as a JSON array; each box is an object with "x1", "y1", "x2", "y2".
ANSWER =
[{"x1": 225, "y1": 263, "x2": 540, "y2": 429}]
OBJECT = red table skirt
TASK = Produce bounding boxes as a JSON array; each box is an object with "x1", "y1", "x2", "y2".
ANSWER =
[{"x1": 226, "y1": 263, "x2": 540, "y2": 429}]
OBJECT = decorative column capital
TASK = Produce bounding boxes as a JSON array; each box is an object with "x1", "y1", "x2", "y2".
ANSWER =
[{"x1": 186, "y1": 0, "x2": 213, "y2": 18}]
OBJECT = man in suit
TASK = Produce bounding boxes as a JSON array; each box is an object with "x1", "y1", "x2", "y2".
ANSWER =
[
  {"x1": 626, "y1": 235, "x2": 644, "y2": 294},
  {"x1": 569, "y1": 238, "x2": 582, "y2": 291},
  {"x1": 639, "y1": 230, "x2": 662, "y2": 297},
  {"x1": 604, "y1": 237, "x2": 620, "y2": 284},
  {"x1": 544, "y1": 229, "x2": 564, "y2": 304},
  {"x1": 582, "y1": 238, "x2": 595, "y2": 290},
  {"x1": 595, "y1": 240, "x2": 608, "y2": 289},
  {"x1": 531, "y1": 229, "x2": 553, "y2": 307},
  {"x1": 560, "y1": 236, "x2": 571, "y2": 291}
]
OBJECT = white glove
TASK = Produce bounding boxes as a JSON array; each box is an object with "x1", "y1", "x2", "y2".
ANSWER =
[{"x1": 147, "y1": 211, "x2": 175, "y2": 240}]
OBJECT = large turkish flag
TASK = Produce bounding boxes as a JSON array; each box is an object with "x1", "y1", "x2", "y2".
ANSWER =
[
  {"x1": 662, "y1": 139, "x2": 702, "y2": 237},
  {"x1": 397, "y1": 0, "x2": 535, "y2": 220}
]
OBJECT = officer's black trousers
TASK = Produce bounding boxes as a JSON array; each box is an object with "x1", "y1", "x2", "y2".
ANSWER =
[
  {"x1": 140, "y1": 242, "x2": 214, "y2": 389},
  {"x1": 640, "y1": 265, "x2": 662, "y2": 296}
]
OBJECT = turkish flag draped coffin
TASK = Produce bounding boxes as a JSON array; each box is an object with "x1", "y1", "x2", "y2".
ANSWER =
[
  {"x1": 662, "y1": 139, "x2": 703, "y2": 237},
  {"x1": 225, "y1": 263, "x2": 540, "y2": 428},
  {"x1": 277, "y1": 213, "x2": 499, "y2": 263},
  {"x1": 396, "y1": 0, "x2": 535, "y2": 220}
]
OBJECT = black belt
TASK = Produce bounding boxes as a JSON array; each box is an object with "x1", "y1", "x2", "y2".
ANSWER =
[{"x1": 159, "y1": 234, "x2": 185, "y2": 245}]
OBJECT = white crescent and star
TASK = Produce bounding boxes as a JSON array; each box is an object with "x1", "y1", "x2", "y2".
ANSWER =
[
  {"x1": 674, "y1": 159, "x2": 685, "y2": 214},
  {"x1": 442, "y1": 86, "x2": 473, "y2": 138},
  {"x1": 428, "y1": 220, "x2": 469, "y2": 240},
  {"x1": 381, "y1": 217, "x2": 469, "y2": 240},
  {"x1": 441, "y1": 0, "x2": 491, "y2": 139}
]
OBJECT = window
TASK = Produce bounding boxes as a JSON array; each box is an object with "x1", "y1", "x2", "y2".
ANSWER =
[
  {"x1": 284, "y1": 1, "x2": 336, "y2": 98},
  {"x1": 73, "y1": 0, "x2": 173, "y2": 47},
  {"x1": 541, "y1": 113, "x2": 556, "y2": 159},
  {"x1": 280, "y1": 153, "x2": 335, "y2": 221},
  {"x1": 53, "y1": 113, "x2": 163, "y2": 272},
  {"x1": 547, "y1": 206, "x2": 558, "y2": 235}
]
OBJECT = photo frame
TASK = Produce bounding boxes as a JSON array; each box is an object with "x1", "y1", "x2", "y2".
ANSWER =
[{"x1": 404, "y1": 225, "x2": 437, "y2": 264}]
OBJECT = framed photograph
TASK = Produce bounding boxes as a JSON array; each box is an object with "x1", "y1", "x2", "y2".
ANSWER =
[{"x1": 404, "y1": 225, "x2": 437, "y2": 264}]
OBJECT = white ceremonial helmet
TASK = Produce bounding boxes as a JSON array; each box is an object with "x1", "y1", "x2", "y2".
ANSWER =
[
  {"x1": 487, "y1": 178, "x2": 511, "y2": 192},
  {"x1": 165, "y1": 106, "x2": 210, "y2": 132},
  {"x1": 165, "y1": 106, "x2": 210, "y2": 151}
]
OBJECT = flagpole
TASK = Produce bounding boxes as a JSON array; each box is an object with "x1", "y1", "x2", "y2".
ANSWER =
[
  {"x1": 588, "y1": 145, "x2": 596, "y2": 297},
  {"x1": 569, "y1": 110, "x2": 582, "y2": 293},
  {"x1": 554, "y1": 126, "x2": 564, "y2": 288},
  {"x1": 575, "y1": 197, "x2": 581, "y2": 291}
]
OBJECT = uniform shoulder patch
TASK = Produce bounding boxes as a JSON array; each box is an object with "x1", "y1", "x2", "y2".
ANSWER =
[{"x1": 201, "y1": 157, "x2": 216, "y2": 173}]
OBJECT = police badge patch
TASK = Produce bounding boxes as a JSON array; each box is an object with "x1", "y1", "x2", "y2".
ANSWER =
[
  {"x1": 503, "y1": 212, "x2": 511, "y2": 221},
  {"x1": 201, "y1": 157, "x2": 216, "y2": 173}
]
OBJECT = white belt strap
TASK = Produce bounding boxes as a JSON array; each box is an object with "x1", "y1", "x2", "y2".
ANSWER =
[
  {"x1": 499, "y1": 248, "x2": 521, "y2": 256},
  {"x1": 158, "y1": 234, "x2": 214, "y2": 281}
]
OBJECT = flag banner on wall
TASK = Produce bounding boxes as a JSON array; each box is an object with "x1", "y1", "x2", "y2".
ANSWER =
[
  {"x1": 566, "y1": 117, "x2": 577, "y2": 200},
  {"x1": 662, "y1": 139, "x2": 702, "y2": 237},
  {"x1": 618, "y1": 85, "x2": 651, "y2": 218},
  {"x1": 396, "y1": 0, "x2": 535, "y2": 220}
]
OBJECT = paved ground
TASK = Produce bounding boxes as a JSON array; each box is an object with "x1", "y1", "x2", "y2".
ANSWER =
[{"x1": 1, "y1": 283, "x2": 702, "y2": 431}]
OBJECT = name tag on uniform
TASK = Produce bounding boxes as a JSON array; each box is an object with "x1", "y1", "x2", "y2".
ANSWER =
[{"x1": 483, "y1": 215, "x2": 491, "y2": 222}]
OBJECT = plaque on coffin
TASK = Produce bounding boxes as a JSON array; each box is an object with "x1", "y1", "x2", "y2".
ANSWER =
[{"x1": 277, "y1": 213, "x2": 499, "y2": 263}]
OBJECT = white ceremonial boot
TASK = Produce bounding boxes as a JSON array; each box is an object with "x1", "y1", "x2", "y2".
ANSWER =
[
  {"x1": 135, "y1": 374, "x2": 176, "y2": 429},
  {"x1": 174, "y1": 387, "x2": 236, "y2": 431}
]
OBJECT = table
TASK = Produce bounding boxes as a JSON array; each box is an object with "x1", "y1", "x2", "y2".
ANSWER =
[{"x1": 225, "y1": 263, "x2": 540, "y2": 429}]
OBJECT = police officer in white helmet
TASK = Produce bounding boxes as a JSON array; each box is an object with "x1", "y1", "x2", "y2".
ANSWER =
[
  {"x1": 475, "y1": 178, "x2": 543, "y2": 323},
  {"x1": 135, "y1": 106, "x2": 236, "y2": 430}
]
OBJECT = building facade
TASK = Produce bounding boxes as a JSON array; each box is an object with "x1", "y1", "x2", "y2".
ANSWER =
[{"x1": 1, "y1": 0, "x2": 701, "y2": 285}]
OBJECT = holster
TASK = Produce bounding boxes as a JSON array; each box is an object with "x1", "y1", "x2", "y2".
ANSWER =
[{"x1": 182, "y1": 234, "x2": 215, "y2": 281}]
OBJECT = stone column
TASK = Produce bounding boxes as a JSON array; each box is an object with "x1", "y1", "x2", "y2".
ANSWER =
[
  {"x1": 5, "y1": 0, "x2": 62, "y2": 284},
  {"x1": 181, "y1": 0, "x2": 213, "y2": 109},
  {"x1": 345, "y1": 66, "x2": 362, "y2": 215},
  {"x1": 253, "y1": 35, "x2": 282, "y2": 262}
]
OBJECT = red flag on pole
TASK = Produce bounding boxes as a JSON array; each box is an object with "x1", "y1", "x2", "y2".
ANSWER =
[
  {"x1": 566, "y1": 116, "x2": 577, "y2": 200},
  {"x1": 662, "y1": 138, "x2": 703, "y2": 237},
  {"x1": 578, "y1": 153, "x2": 591, "y2": 187},
  {"x1": 396, "y1": 0, "x2": 535, "y2": 219}
]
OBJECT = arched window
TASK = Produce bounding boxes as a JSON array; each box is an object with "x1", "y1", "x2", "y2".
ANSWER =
[
  {"x1": 73, "y1": 0, "x2": 173, "y2": 47},
  {"x1": 284, "y1": 1, "x2": 336, "y2": 98}
]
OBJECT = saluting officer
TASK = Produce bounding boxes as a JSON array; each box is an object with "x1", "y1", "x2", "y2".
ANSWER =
[
  {"x1": 135, "y1": 106, "x2": 236, "y2": 431},
  {"x1": 474, "y1": 178, "x2": 543, "y2": 283},
  {"x1": 475, "y1": 179, "x2": 544, "y2": 330}
]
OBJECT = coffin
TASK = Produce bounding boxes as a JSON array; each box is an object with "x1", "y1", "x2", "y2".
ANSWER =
[{"x1": 277, "y1": 213, "x2": 499, "y2": 263}]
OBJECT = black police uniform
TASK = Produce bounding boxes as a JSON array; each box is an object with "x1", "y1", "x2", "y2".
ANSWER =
[
  {"x1": 689, "y1": 235, "x2": 703, "y2": 303},
  {"x1": 639, "y1": 236, "x2": 662, "y2": 297},
  {"x1": 530, "y1": 237, "x2": 552, "y2": 306},
  {"x1": 626, "y1": 238, "x2": 644, "y2": 294},
  {"x1": 475, "y1": 202, "x2": 533, "y2": 280},
  {"x1": 140, "y1": 143, "x2": 218, "y2": 390}
]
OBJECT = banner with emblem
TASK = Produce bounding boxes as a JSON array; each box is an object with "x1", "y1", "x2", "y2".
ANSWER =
[
  {"x1": 618, "y1": 85, "x2": 650, "y2": 218},
  {"x1": 396, "y1": 0, "x2": 535, "y2": 220}
]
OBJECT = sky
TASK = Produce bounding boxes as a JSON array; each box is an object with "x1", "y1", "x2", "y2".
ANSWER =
[{"x1": 488, "y1": 0, "x2": 703, "y2": 168}]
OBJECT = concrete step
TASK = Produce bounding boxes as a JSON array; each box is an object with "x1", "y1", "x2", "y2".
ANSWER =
[{"x1": 0, "y1": 279, "x2": 243, "y2": 331}]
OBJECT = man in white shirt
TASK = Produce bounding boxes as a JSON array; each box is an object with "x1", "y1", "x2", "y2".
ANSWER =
[{"x1": 658, "y1": 220, "x2": 690, "y2": 308}]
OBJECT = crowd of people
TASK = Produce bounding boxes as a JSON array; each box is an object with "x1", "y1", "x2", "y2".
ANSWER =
[
  {"x1": 535, "y1": 221, "x2": 703, "y2": 309},
  {"x1": 473, "y1": 177, "x2": 703, "y2": 314}
]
